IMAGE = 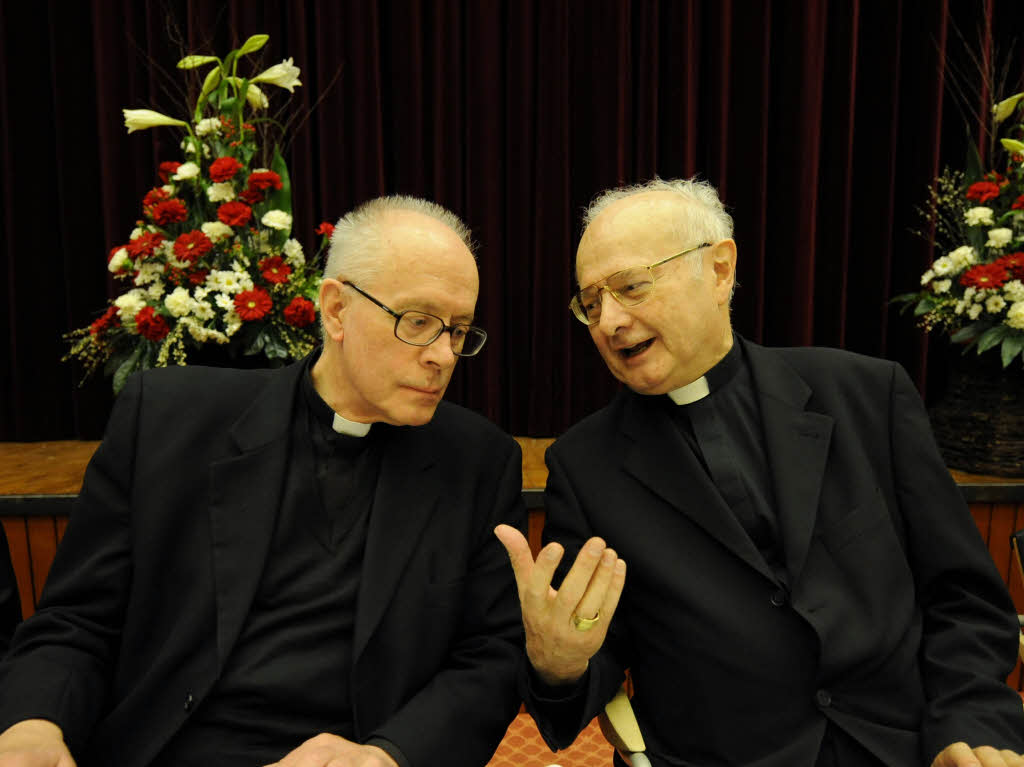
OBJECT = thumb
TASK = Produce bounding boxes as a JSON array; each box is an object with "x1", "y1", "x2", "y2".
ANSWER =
[{"x1": 494, "y1": 524, "x2": 534, "y2": 580}]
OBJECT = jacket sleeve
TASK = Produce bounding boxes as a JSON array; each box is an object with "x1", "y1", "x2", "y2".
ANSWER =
[
  {"x1": 0, "y1": 373, "x2": 143, "y2": 753},
  {"x1": 366, "y1": 435, "x2": 528, "y2": 767},
  {"x1": 519, "y1": 443, "x2": 629, "y2": 752},
  {"x1": 0, "y1": 521, "x2": 22, "y2": 656},
  {"x1": 887, "y1": 363, "x2": 1024, "y2": 760}
]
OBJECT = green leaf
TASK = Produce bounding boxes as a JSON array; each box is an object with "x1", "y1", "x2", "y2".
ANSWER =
[
  {"x1": 194, "y1": 67, "x2": 223, "y2": 121},
  {"x1": 950, "y1": 322, "x2": 985, "y2": 344},
  {"x1": 913, "y1": 297, "x2": 935, "y2": 316},
  {"x1": 177, "y1": 54, "x2": 219, "y2": 70},
  {"x1": 238, "y1": 34, "x2": 270, "y2": 56},
  {"x1": 965, "y1": 131, "x2": 985, "y2": 184},
  {"x1": 976, "y1": 324, "x2": 1008, "y2": 354},
  {"x1": 1001, "y1": 333, "x2": 1024, "y2": 367},
  {"x1": 265, "y1": 146, "x2": 292, "y2": 217},
  {"x1": 112, "y1": 342, "x2": 145, "y2": 394}
]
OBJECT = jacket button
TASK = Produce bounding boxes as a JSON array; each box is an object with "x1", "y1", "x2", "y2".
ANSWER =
[
  {"x1": 816, "y1": 689, "x2": 832, "y2": 708},
  {"x1": 769, "y1": 588, "x2": 788, "y2": 607},
  {"x1": 184, "y1": 692, "x2": 194, "y2": 712}
]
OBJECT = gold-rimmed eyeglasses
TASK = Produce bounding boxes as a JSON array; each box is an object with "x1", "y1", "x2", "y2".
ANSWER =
[{"x1": 568, "y1": 242, "x2": 712, "y2": 325}]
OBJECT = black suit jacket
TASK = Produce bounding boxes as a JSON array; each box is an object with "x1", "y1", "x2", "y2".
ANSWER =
[
  {"x1": 0, "y1": 522, "x2": 20, "y2": 656},
  {"x1": 527, "y1": 338, "x2": 1024, "y2": 766},
  {"x1": 0, "y1": 359, "x2": 525, "y2": 767}
]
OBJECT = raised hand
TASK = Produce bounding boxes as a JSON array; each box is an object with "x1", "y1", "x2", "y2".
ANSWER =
[
  {"x1": 495, "y1": 524, "x2": 626, "y2": 686},
  {"x1": 263, "y1": 733, "x2": 397, "y2": 767}
]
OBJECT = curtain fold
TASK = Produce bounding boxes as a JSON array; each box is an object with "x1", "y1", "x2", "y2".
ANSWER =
[{"x1": 2, "y1": 0, "x2": 1021, "y2": 440}]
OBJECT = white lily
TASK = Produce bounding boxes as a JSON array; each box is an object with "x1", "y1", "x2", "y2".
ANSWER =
[
  {"x1": 1000, "y1": 138, "x2": 1024, "y2": 155},
  {"x1": 251, "y1": 58, "x2": 302, "y2": 92},
  {"x1": 992, "y1": 92, "x2": 1024, "y2": 124},
  {"x1": 246, "y1": 84, "x2": 269, "y2": 110},
  {"x1": 123, "y1": 109, "x2": 188, "y2": 134}
]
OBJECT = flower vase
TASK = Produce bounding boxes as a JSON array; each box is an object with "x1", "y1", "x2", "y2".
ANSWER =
[{"x1": 928, "y1": 350, "x2": 1024, "y2": 477}]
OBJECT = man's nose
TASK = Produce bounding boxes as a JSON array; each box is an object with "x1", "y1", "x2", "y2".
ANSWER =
[
  {"x1": 596, "y1": 289, "x2": 631, "y2": 335},
  {"x1": 422, "y1": 331, "x2": 457, "y2": 367}
]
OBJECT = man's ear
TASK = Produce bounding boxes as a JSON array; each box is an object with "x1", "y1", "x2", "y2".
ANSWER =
[
  {"x1": 320, "y1": 278, "x2": 346, "y2": 341},
  {"x1": 710, "y1": 239, "x2": 737, "y2": 304}
]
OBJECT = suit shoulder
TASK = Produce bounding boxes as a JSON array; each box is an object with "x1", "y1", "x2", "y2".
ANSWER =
[
  {"x1": 429, "y1": 401, "x2": 518, "y2": 450},
  {"x1": 769, "y1": 344, "x2": 900, "y2": 384}
]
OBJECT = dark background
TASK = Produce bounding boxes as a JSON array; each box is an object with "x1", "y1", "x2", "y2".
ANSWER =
[{"x1": 2, "y1": 0, "x2": 1022, "y2": 440}]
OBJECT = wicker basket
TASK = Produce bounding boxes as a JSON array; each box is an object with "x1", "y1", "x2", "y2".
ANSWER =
[{"x1": 929, "y1": 351, "x2": 1024, "y2": 478}]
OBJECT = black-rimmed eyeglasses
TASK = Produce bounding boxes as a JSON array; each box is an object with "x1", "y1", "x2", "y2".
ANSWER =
[
  {"x1": 343, "y1": 282, "x2": 488, "y2": 357},
  {"x1": 568, "y1": 242, "x2": 712, "y2": 325}
]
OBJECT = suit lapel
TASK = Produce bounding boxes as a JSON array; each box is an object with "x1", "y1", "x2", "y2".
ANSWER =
[
  {"x1": 743, "y1": 340, "x2": 833, "y2": 582},
  {"x1": 353, "y1": 424, "x2": 441, "y2": 662},
  {"x1": 621, "y1": 392, "x2": 775, "y2": 581},
  {"x1": 208, "y1": 361, "x2": 305, "y2": 669}
]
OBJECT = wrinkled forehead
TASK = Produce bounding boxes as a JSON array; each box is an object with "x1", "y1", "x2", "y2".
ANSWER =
[{"x1": 576, "y1": 193, "x2": 695, "y2": 287}]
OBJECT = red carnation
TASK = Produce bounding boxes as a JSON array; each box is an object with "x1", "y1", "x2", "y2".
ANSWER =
[
  {"x1": 125, "y1": 231, "x2": 165, "y2": 260},
  {"x1": 965, "y1": 181, "x2": 1001, "y2": 204},
  {"x1": 142, "y1": 187, "x2": 170, "y2": 210},
  {"x1": 239, "y1": 187, "x2": 264, "y2": 205},
  {"x1": 247, "y1": 170, "x2": 283, "y2": 192},
  {"x1": 996, "y1": 252, "x2": 1024, "y2": 279},
  {"x1": 259, "y1": 256, "x2": 292, "y2": 284},
  {"x1": 316, "y1": 221, "x2": 335, "y2": 237},
  {"x1": 173, "y1": 230, "x2": 214, "y2": 264},
  {"x1": 1012, "y1": 194, "x2": 1024, "y2": 211},
  {"x1": 135, "y1": 306, "x2": 170, "y2": 342},
  {"x1": 151, "y1": 198, "x2": 188, "y2": 226},
  {"x1": 188, "y1": 269, "x2": 209, "y2": 286},
  {"x1": 283, "y1": 296, "x2": 316, "y2": 328},
  {"x1": 959, "y1": 263, "x2": 1010, "y2": 290},
  {"x1": 157, "y1": 161, "x2": 181, "y2": 184},
  {"x1": 217, "y1": 201, "x2": 253, "y2": 227},
  {"x1": 209, "y1": 156, "x2": 244, "y2": 182},
  {"x1": 89, "y1": 306, "x2": 119, "y2": 337},
  {"x1": 234, "y1": 288, "x2": 273, "y2": 321}
]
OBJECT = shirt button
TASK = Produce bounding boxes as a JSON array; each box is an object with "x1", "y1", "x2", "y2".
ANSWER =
[
  {"x1": 184, "y1": 692, "x2": 194, "y2": 712},
  {"x1": 816, "y1": 689, "x2": 832, "y2": 708},
  {"x1": 769, "y1": 588, "x2": 788, "y2": 607}
]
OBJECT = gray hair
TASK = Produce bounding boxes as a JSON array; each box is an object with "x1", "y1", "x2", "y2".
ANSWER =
[{"x1": 323, "y1": 195, "x2": 476, "y2": 283}]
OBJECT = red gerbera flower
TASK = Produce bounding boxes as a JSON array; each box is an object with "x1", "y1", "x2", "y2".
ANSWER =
[
  {"x1": 157, "y1": 161, "x2": 181, "y2": 184},
  {"x1": 151, "y1": 199, "x2": 188, "y2": 226},
  {"x1": 1012, "y1": 194, "x2": 1024, "y2": 211},
  {"x1": 965, "y1": 181, "x2": 1001, "y2": 204},
  {"x1": 125, "y1": 231, "x2": 166, "y2": 260},
  {"x1": 234, "y1": 288, "x2": 273, "y2": 321},
  {"x1": 960, "y1": 263, "x2": 1010, "y2": 289},
  {"x1": 217, "y1": 201, "x2": 253, "y2": 227},
  {"x1": 247, "y1": 170, "x2": 283, "y2": 192},
  {"x1": 283, "y1": 296, "x2": 316, "y2": 328},
  {"x1": 173, "y1": 230, "x2": 214, "y2": 264},
  {"x1": 89, "y1": 306, "x2": 120, "y2": 337},
  {"x1": 135, "y1": 306, "x2": 170, "y2": 342},
  {"x1": 209, "y1": 156, "x2": 244, "y2": 182},
  {"x1": 316, "y1": 221, "x2": 335, "y2": 237},
  {"x1": 259, "y1": 256, "x2": 292, "y2": 284},
  {"x1": 996, "y1": 252, "x2": 1024, "y2": 279}
]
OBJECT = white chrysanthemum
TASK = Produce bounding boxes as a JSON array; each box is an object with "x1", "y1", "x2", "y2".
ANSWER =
[
  {"x1": 967, "y1": 303, "x2": 984, "y2": 320},
  {"x1": 193, "y1": 286, "x2": 210, "y2": 301},
  {"x1": 107, "y1": 247, "x2": 131, "y2": 273},
  {"x1": 963, "y1": 286, "x2": 977, "y2": 302},
  {"x1": 986, "y1": 227, "x2": 1013, "y2": 248},
  {"x1": 157, "y1": 240, "x2": 176, "y2": 259},
  {"x1": 1003, "y1": 280, "x2": 1024, "y2": 303},
  {"x1": 932, "y1": 279, "x2": 952, "y2": 294},
  {"x1": 948, "y1": 245, "x2": 977, "y2": 269},
  {"x1": 262, "y1": 210, "x2": 292, "y2": 230},
  {"x1": 214, "y1": 292, "x2": 235, "y2": 311},
  {"x1": 201, "y1": 221, "x2": 234, "y2": 242},
  {"x1": 146, "y1": 281, "x2": 165, "y2": 300},
  {"x1": 164, "y1": 286, "x2": 196, "y2": 318},
  {"x1": 206, "y1": 270, "x2": 252, "y2": 294},
  {"x1": 194, "y1": 117, "x2": 222, "y2": 137},
  {"x1": 920, "y1": 269, "x2": 935, "y2": 285},
  {"x1": 134, "y1": 262, "x2": 164, "y2": 286},
  {"x1": 1007, "y1": 301, "x2": 1024, "y2": 329},
  {"x1": 985, "y1": 294, "x2": 1007, "y2": 313},
  {"x1": 224, "y1": 311, "x2": 243, "y2": 337},
  {"x1": 954, "y1": 300, "x2": 967, "y2": 315},
  {"x1": 283, "y1": 238, "x2": 305, "y2": 265},
  {"x1": 964, "y1": 207, "x2": 994, "y2": 227},
  {"x1": 173, "y1": 162, "x2": 200, "y2": 181},
  {"x1": 932, "y1": 256, "x2": 955, "y2": 276},
  {"x1": 192, "y1": 299, "x2": 215, "y2": 321},
  {"x1": 207, "y1": 182, "x2": 236, "y2": 202},
  {"x1": 114, "y1": 290, "x2": 147, "y2": 320},
  {"x1": 230, "y1": 258, "x2": 251, "y2": 272},
  {"x1": 182, "y1": 317, "x2": 229, "y2": 344}
]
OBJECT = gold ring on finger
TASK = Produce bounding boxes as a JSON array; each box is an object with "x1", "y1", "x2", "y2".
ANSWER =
[{"x1": 572, "y1": 609, "x2": 601, "y2": 631}]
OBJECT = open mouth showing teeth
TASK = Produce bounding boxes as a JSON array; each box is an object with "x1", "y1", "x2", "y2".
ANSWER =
[{"x1": 620, "y1": 339, "x2": 654, "y2": 358}]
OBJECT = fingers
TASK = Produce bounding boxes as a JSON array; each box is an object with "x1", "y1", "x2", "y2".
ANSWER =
[{"x1": 932, "y1": 742, "x2": 1024, "y2": 767}]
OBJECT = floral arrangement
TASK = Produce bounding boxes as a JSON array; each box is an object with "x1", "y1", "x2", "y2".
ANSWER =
[
  {"x1": 65, "y1": 34, "x2": 332, "y2": 392},
  {"x1": 894, "y1": 90, "x2": 1024, "y2": 368}
]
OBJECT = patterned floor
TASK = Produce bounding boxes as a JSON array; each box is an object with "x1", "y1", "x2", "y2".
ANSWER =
[{"x1": 486, "y1": 713, "x2": 613, "y2": 767}]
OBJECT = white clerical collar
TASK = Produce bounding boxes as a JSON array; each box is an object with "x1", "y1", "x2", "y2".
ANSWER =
[
  {"x1": 667, "y1": 376, "x2": 710, "y2": 405},
  {"x1": 332, "y1": 412, "x2": 372, "y2": 437}
]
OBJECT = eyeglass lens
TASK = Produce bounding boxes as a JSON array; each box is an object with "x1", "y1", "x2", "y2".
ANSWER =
[
  {"x1": 395, "y1": 312, "x2": 486, "y2": 356},
  {"x1": 576, "y1": 267, "x2": 656, "y2": 323}
]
